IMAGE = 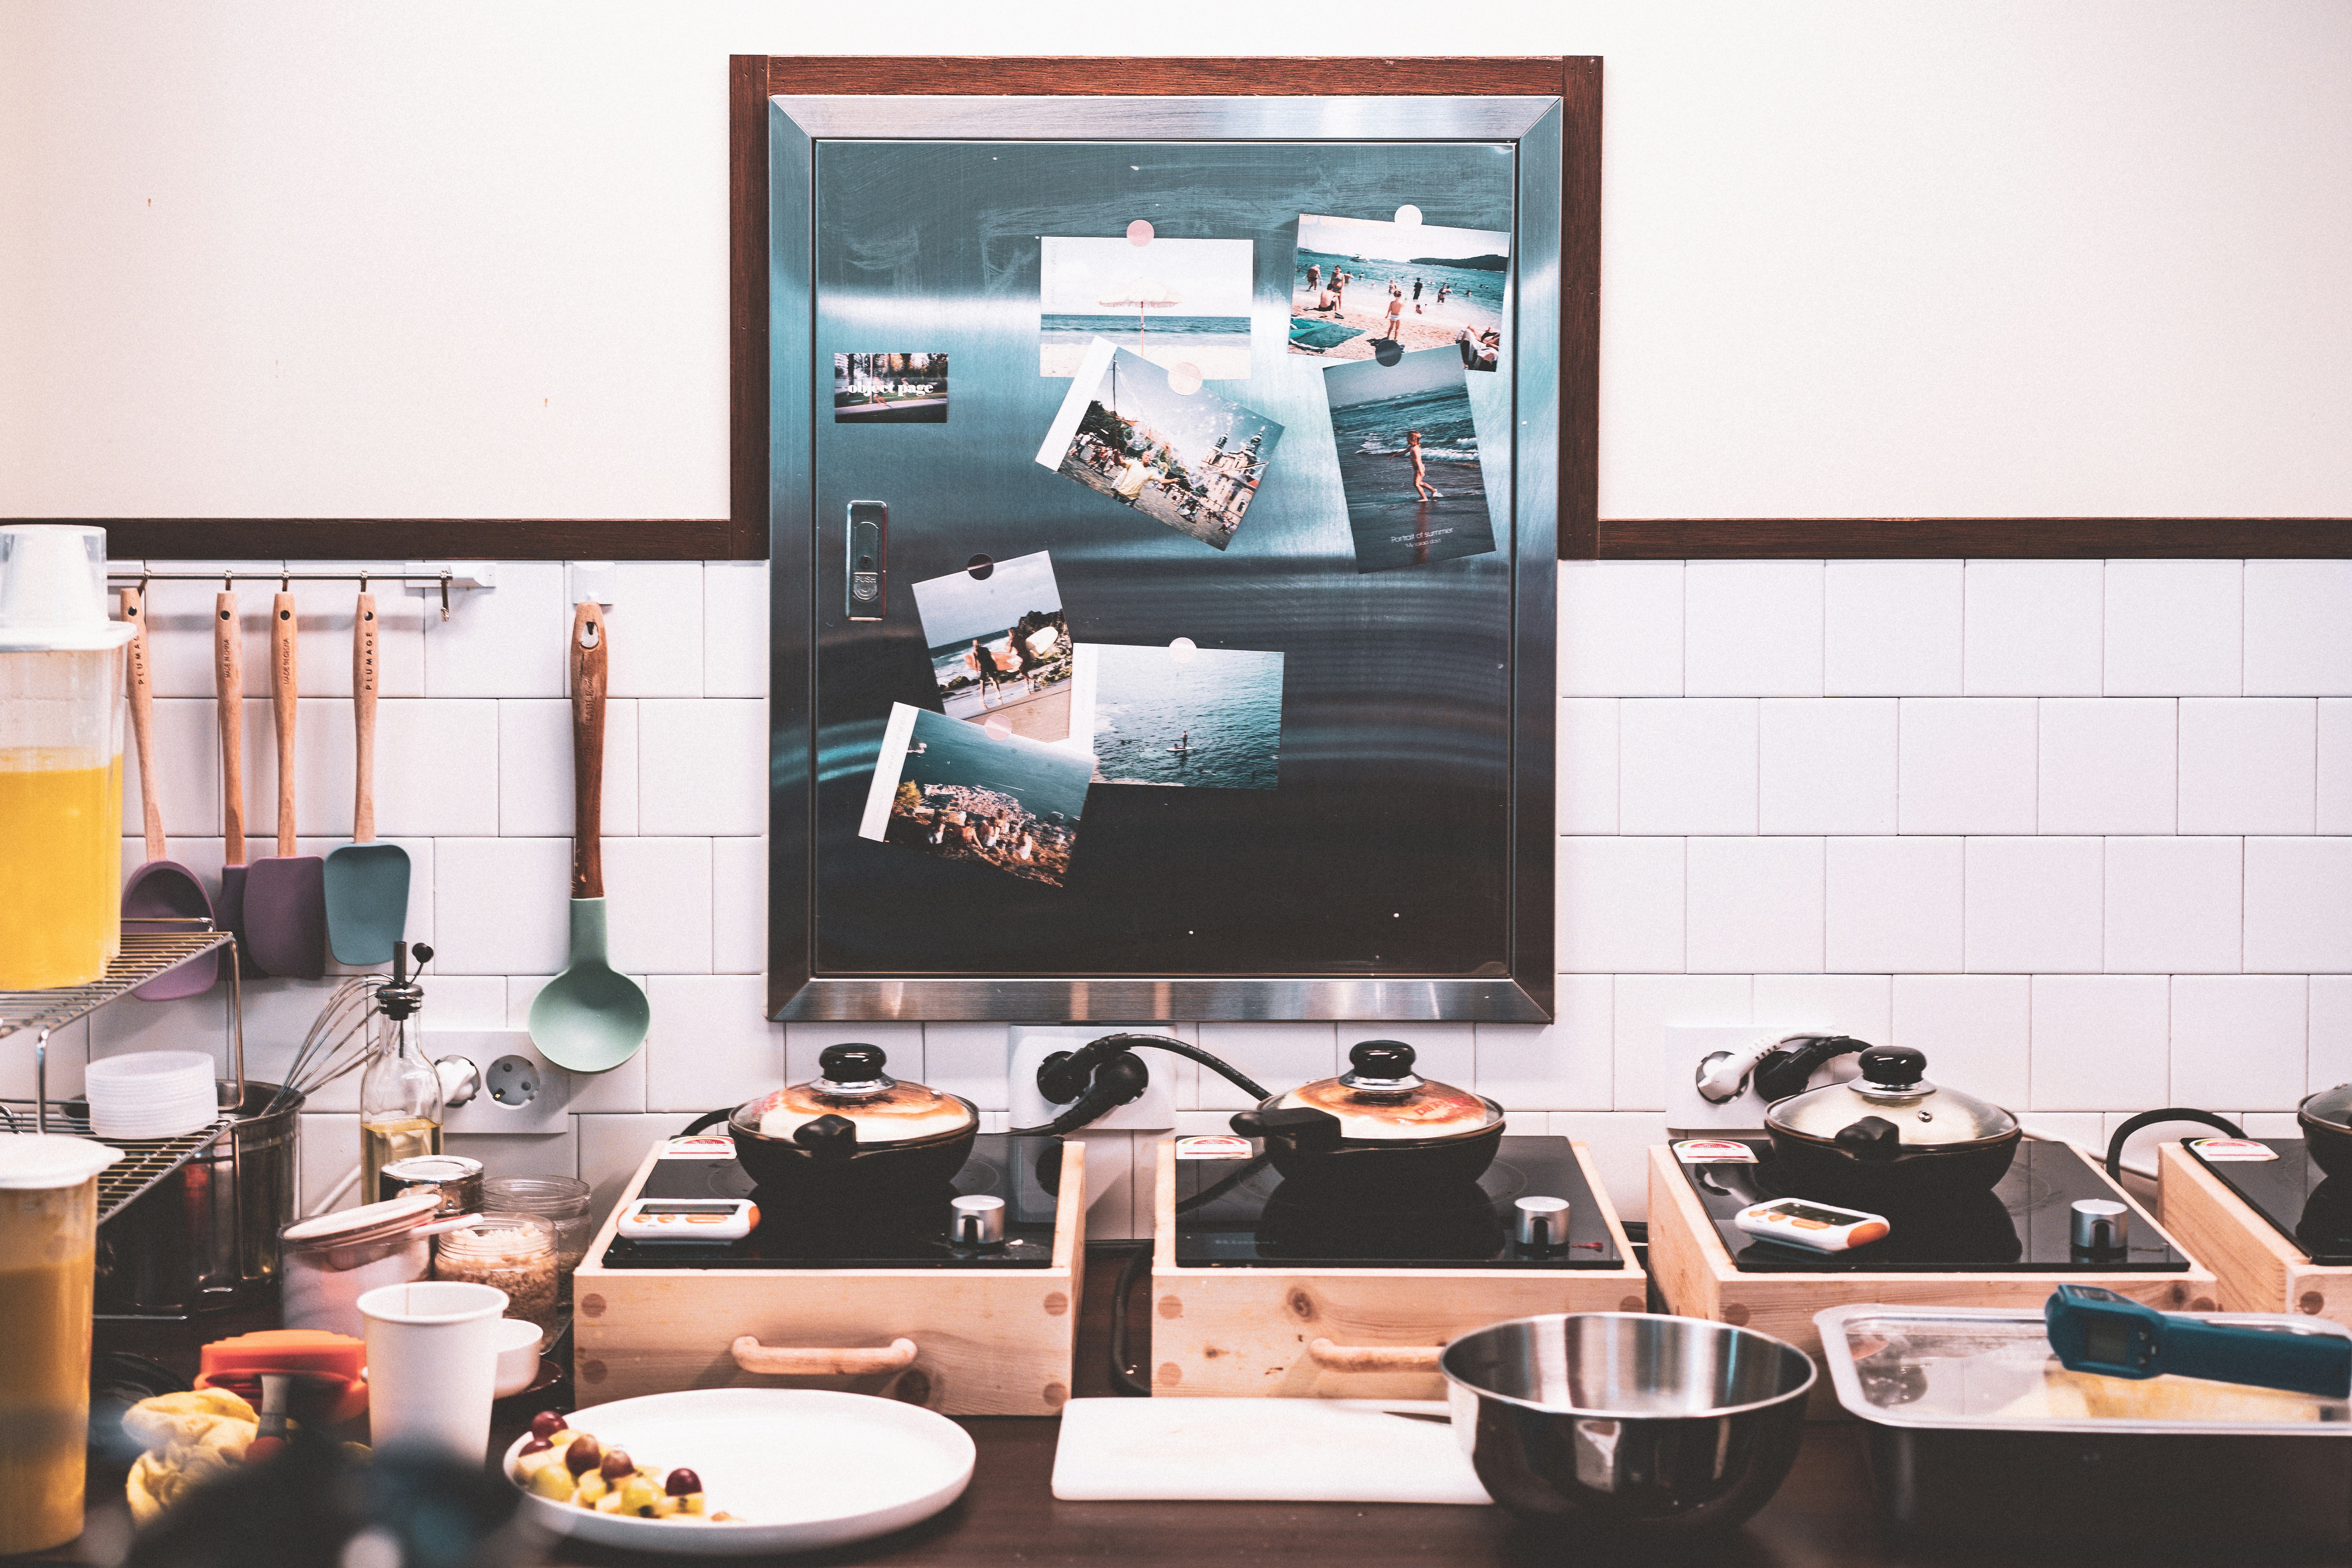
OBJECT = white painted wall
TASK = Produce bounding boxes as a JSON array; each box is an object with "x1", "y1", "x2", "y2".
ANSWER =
[{"x1": 5, "y1": 5, "x2": 2350, "y2": 1228}]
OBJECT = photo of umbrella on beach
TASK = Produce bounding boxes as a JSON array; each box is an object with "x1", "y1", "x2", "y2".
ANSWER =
[
  {"x1": 1034, "y1": 339, "x2": 1283, "y2": 552},
  {"x1": 1289, "y1": 212, "x2": 1508, "y2": 368},
  {"x1": 909, "y1": 550, "x2": 1073, "y2": 743},
  {"x1": 1067, "y1": 641, "x2": 1284, "y2": 791},
  {"x1": 1323, "y1": 347, "x2": 1496, "y2": 573},
  {"x1": 834, "y1": 353, "x2": 949, "y2": 422},
  {"x1": 1040, "y1": 236, "x2": 1253, "y2": 379},
  {"x1": 861, "y1": 703, "x2": 1093, "y2": 889}
]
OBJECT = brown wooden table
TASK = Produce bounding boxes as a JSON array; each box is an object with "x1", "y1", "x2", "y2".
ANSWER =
[{"x1": 36, "y1": 1255, "x2": 2352, "y2": 1566}]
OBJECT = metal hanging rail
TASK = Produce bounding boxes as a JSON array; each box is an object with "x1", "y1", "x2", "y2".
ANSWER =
[{"x1": 106, "y1": 565, "x2": 497, "y2": 619}]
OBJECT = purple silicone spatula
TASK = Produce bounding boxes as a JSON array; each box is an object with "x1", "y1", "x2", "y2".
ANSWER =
[
  {"x1": 213, "y1": 587, "x2": 264, "y2": 976},
  {"x1": 119, "y1": 586, "x2": 219, "y2": 1000},
  {"x1": 243, "y1": 590, "x2": 326, "y2": 979}
]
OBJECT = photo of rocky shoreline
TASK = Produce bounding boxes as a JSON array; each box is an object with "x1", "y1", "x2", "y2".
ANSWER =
[
  {"x1": 859, "y1": 704, "x2": 1094, "y2": 890},
  {"x1": 884, "y1": 781, "x2": 1074, "y2": 887}
]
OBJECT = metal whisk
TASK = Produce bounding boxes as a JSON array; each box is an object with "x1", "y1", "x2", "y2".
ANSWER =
[{"x1": 261, "y1": 976, "x2": 377, "y2": 1115}]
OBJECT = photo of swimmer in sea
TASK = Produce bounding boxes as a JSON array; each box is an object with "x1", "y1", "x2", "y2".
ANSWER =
[{"x1": 1321, "y1": 347, "x2": 1496, "y2": 573}]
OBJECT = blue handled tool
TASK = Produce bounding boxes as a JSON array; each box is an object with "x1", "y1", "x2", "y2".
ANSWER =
[{"x1": 2044, "y1": 1285, "x2": 2352, "y2": 1399}]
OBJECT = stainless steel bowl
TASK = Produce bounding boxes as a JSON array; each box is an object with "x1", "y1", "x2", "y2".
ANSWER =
[{"x1": 1440, "y1": 1313, "x2": 1815, "y2": 1538}]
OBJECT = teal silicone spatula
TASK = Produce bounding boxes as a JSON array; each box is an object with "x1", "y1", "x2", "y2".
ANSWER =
[
  {"x1": 528, "y1": 601, "x2": 648, "y2": 1074},
  {"x1": 323, "y1": 590, "x2": 411, "y2": 964}
]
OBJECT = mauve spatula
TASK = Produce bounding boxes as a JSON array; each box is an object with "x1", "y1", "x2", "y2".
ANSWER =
[
  {"x1": 243, "y1": 591, "x2": 326, "y2": 979},
  {"x1": 118, "y1": 586, "x2": 219, "y2": 1000},
  {"x1": 213, "y1": 588, "x2": 263, "y2": 975}
]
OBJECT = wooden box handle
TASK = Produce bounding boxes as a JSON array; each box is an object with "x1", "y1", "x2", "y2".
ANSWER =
[
  {"x1": 1307, "y1": 1338, "x2": 1444, "y2": 1374},
  {"x1": 730, "y1": 1336, "x2": 918, "y2": 1377}
]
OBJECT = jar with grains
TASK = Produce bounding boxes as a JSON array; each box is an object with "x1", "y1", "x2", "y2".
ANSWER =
[
  {"x1": 481, "y1": 1175, "x2": 593, "y2": 1308},
  {"x1": 432, "y1": 1213, "x2": 558, "y2": 1329}
]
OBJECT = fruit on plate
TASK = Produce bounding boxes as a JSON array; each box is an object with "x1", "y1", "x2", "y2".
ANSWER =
[{"x1": 508, "y1": 1416, "x2": 730, "y2": 1521}]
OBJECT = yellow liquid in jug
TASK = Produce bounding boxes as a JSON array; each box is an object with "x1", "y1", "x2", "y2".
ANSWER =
[
  {"x1": 0, "y1": 755, "x2": 123, "y2": 990},
  {"x1": 0, "y1": 1186, "x2": 98, "y2": 1555}
]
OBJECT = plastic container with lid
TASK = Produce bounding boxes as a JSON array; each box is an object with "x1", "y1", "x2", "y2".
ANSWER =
[
  {"x1": 481, "y1": 1175, "x2": 593, "y2": 1307},
  {"x1": 433, "y1": 1213, "x2": 559, "y2": 1330},
  {"x1": 0, "y1": 1135, "x2": 125, "y2": 1554},
  {"x1": 0, "y1": 526, "x2": 138, "y2": 989},
  {"x1": 279, "y1": 1192, "x2": 442, "y2": 1339}
]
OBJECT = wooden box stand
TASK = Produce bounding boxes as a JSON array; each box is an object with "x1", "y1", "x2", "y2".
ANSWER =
[
  {"x1": 2159, "y1": 1142, "x2": 2352, "y2": 1325},
  {"x1": 1147, "y1": 1139, "x2": 1649, "y2": 1400},
  {"x1": 1647, "y1": 1145, "x2": 2220, "y2": 1416},
  {"x1": 572, "y1": 1142, "x2": 1085, "y2": 1416}
]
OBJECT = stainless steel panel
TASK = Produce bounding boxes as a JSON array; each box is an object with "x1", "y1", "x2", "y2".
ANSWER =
[{"x1": 768, "y1": 97, "x2": 1559, "y2": 1022}]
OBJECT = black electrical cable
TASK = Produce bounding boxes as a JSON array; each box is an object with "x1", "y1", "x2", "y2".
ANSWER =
[
  {"x1": 1046, "y1": 1034, "x2": 1271, "y2": 1105},
  {"x1": 1107, "y1": 1243, "x2": 1154, "y2": 1397},
  {"x1": 2103, "y1": 1108, "x2": 2244, "y2": 1184},
  {"x1": 1010, "y1": 1033, "x2": 1272, "y2": 1136}
]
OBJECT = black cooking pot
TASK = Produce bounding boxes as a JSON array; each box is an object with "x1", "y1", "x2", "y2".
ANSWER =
[
  {"x1": 1762, "y1": 1044, "x2": 2022, "y2": 1207},
  {"x1": 1229, "y1": 1040, "x2": 1504, "y2": 1194},
  {"x1": 2298, "y1": 1084, "x2": 2352, "y2": 1179},
  {"x1": 691, "y1": 1044, "x2": 978, "y2": 1200}
]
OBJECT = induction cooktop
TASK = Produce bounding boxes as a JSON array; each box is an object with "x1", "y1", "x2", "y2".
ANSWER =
[
  {"x1": 595, "y1": 1133, "x2": 1063, "y2": 1270},
  {"x1": 2184, "y1": 1138, "x2": 2352, "y2": 1265},
  {"x1": 1672, "y1": 1138, "x2": 2189, "y2": 1274},
  {"x1": 1170, "y1": 1134, "x2": 1622, "y2": 1270}
]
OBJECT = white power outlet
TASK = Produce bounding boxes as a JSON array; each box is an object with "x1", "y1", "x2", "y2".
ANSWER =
[
  {"x1": 427, "y1": 1031, "x2": 573, "y2": 1134},
  {"x1": 1664, "y1": 1025, "x2": 1856, "y2": 1138},
  {"x1": 1008, "y1": 1025, "x2": 1176, "y2": 1132}
]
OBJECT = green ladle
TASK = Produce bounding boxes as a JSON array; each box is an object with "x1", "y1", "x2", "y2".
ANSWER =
[{"x1": 528, "y1": 601, "x2": 649, "y2": 1074}]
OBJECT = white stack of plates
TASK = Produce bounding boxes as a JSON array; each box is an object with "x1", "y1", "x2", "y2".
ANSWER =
[{"x1": 83, "y1": 1051, "x2": 220, "y2": 1140}]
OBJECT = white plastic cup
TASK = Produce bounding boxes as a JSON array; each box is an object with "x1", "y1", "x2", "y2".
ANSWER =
[{"x1": 358, "y1": 1279, "x2": 509, "y2": 1459}]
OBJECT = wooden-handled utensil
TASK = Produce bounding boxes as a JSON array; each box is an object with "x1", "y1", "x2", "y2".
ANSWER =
[
  {"x1": 244, "y1": 590, "x2": 326, "y2": 978},
  {"x1": 120, "y1": 586, "x2": 220, "y2": 1000},
  {"x1": 214, "y1": 588, "x2": 262, "y2": 974},
  {"x1": 527, "y1": 601, "x2": 649, "y2": 1073},
  {"x1": 323, "y1": 590, "x2": 411, "y2": 965}
]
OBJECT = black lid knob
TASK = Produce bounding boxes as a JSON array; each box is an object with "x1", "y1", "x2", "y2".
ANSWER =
[
  {"x1": 1347, "y1": 1041, "x2": 1416, "y2": 1077},
  {"x1": 1834, "y1": 1115, "x2": 1904, "y2": 1162},
  {"x1": 1857, "y1": 1046, "x2": 1926, "y2": 1089},
  {"x1": 819, "y1": 1044, "x2": 887, "y2": 1081}
]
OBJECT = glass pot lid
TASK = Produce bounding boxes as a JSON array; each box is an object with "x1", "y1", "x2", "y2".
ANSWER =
[
  {"x1": 1765, "y1": 1046, "x2": 2018, "y2": 1149},
  {"x1": 750, "y1": 1045, "x2": 975, "y2": 1144},
  {"x1": 2302, "y1": 1083, "x2": 2352, "y2": 1134},
  {"x1": 1272, "y1": 1041, "x2": 1500, "y2": 1142}
]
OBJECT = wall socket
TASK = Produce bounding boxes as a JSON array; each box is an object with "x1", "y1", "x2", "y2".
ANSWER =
[
  {"x1": 426, "y1": 1031, "x2": 573, "y2": 1134},
  {"x1": 1663, "y1": 1024, "x2": 1855, "y2": 1138},
  {"x1": 1008, "y1": 1025, "x2": 1176, "y2": 1132}
]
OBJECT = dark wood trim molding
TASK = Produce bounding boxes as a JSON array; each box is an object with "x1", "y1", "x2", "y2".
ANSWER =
[
  {"x1": 1560, "y1": 57, "x2": 1602, "y2": 560},
  {"x1": 51, "y1": 518, "x2": 731, "y2": 561},
  {"x1": 1596, "y1": 517, "x2": 2352, "y2": 559},
  {"x1": 728, "y1": 54, "x2": 773, "y2": 561}
]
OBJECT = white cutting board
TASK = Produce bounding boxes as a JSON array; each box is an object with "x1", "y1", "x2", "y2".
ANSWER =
[{"x1": 1051, "y1": 1398, "x2": 1492, "y2": 1504}]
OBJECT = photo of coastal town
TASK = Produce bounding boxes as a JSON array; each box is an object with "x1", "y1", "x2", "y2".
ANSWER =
[
  {"x1": 1323, "y1": 347, "x2": 1496, "y2": 573},
  {"x1": 1034, "y1": 341, "x2": 1282, "y2": 552},
  {"x1": 1039, "y1": 236, "x2": 1254, "y2": 379},
  {"x1": 908, "y1": 550, "x2": 1073, "y2": 743},
  {"x1": 1288, "y1": 213, "x2": 1508, "y2": 368},
  {"x1": 1068, "y1": 642, "x2": 1284, "y2": 791},
  {"x1": 834, "y1": 352, "x2": 949, "y2": 422},
  {"x1": 860, "y1": 704, "x2": 1092, "y2": 889}
]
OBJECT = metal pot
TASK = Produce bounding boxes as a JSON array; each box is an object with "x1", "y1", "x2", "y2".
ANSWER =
[
  {"x1": 94, "y1": 1082, "x2": 305, "y2": 1315},
  {"x1": 1763, "y1": 1044, "x2": 2021, "y2": 1205},
  {"x1": 709, "y1": 1044, "x2": 977, "y2": 1198},
  {"x1": 1440, "y1": 1313, "x2": 1815, "y2": 1538},
  {"x1": 2297, "y1": 1084, "x2": 2352, "y2": 1179},
  {"x1": 1229, "y1": 1040, "x2": 1503, "y2": 1193}
]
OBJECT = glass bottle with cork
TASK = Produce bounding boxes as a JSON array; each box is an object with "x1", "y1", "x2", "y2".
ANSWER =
[{"x1": 359, "y1": 942, "x2": 442, "y2": 1201}]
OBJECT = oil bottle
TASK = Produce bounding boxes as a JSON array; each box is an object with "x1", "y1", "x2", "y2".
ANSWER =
[{"x1": 358, "y1": 942, "x2": 442, "y2": 1201}]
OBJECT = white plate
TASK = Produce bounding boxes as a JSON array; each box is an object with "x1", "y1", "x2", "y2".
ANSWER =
[{"x1": 503, "y1": 1388, "x2": 975, "y2": 1557}]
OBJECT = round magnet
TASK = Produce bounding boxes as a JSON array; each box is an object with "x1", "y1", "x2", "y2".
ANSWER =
[
  {"x1": 1168, "y1": 636, "x2": 1198, "y2": 665},
  {"x1": 1393, "y1": 204, "x2": 1423, "y2": 228},
  {"x1": 1166, "y1": 361, "x2": 1203, "y2": 396},
  {"x1": 965, "y1": 554, "x2": 993, "y2": 581},
  {"x1": 1374, "y1": 341, "x2": 1405, "y2": 367},
  {"x1": 1127, "y1": 220, "x2": 1154, "y2": 247}
]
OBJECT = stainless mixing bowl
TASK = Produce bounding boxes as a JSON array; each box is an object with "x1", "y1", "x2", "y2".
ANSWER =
[{"x1": 1440, "y1": 1313, "x2": 1815, "y2": 1538}]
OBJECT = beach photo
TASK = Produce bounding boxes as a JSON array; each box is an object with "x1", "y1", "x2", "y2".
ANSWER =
[
  {"x1": 908, "y1": 550, "x2": 1073, "y2": 743},
  {"x1": 1040, "y1": 236, "x2": 1254, "y2": 379},
  {"x1": 834, "y1": 353, "x2": 948, "y2": 422},
  {"x1": 860, "y1": 703, "x2": 1093, "y2": 889},
  {"x1": 1288, "y1": 212, "x2": 1508, "y2": 369},
  {"x1": 1033, "y1": 340, "x2": 1283, "y2": 552},
  {"x1": 1322, "y1": 347, "x2": 1496, "y2": 573},
  {"x1": 1067, "y1": 642, "x2": 1284, "y2": 791}
]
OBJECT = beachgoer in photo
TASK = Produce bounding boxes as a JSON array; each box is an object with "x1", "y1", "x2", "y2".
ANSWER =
[
  {"x1": 968, "y1": 638, "x2": 1005, "y2": 705},
  {"x1": 1407, "y1": 430, "x2": 1439, "y2": 501},
  {"x1": 1385, "y1": 291, "x2": 1404, "y2": 341},
  {"x1": 1305, "y1": 263, "x2": 1320, "y2": 296},
  {"x1": 1412, "y1": 276, "x2": 1423, "y2": 300},
  {"x1": 1114, "y1": 454, "x2": 1155, "y2": 504}
]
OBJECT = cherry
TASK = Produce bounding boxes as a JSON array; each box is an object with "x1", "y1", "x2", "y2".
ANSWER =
[
  {"x1": 564, "y1": 1434, "x2": 601, "y2": 1476},
  {"x1": 600, "y1": 1449, "x2": 634, "y2": 1482},
  {"x1": 529, "y1": 1410, "x2": 568, "y2": 1441},
  {"x1": 666, "y1": 1467, "x2": 703, "y2": 1497}
]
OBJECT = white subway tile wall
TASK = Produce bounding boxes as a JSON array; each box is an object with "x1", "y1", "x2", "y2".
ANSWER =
[{"x1": 73, "y1": 559, "x2": 2351, "y2": 1226}]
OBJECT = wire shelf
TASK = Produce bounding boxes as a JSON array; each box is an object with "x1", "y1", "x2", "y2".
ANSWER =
[
  {"x1": 0, "y1": 1101, "x2": 232, "y2": 1224},
  {"x1": 0, "y1": 929, "x2": 237, "y2": 1044}
]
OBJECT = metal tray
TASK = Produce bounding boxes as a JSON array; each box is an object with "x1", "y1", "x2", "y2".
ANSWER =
[{"x1": 1817, "y1": 1304, "x2": 2352, "y2": 1546}]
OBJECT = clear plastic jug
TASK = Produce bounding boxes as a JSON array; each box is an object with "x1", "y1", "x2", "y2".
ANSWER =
[
  {"x1": 0, "y1": 1136, "x2": 123, "y2": 1555},
  {"x1": 0, "y1": 526, "x2": 136, "y2": 989}
]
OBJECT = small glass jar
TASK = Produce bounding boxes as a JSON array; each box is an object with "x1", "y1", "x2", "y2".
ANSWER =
[
  {"x1": 481, "y1": 1175, "x2": 593, "y2": 1310},
  {"x1": 431, "y1": 1213, "x2": 559, "y2": 1330}
]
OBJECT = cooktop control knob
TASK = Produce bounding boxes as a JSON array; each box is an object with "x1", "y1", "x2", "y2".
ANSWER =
[
  {"x1": 952, "y1": 1193, "x2": 1007, "y2": 1248},
  {"x1": 2070, "y1": 1198, "x2": 2131, "y2": 1256},
  {"x1": 1514, "y1": 1195, "x2": 1570, "y2": 1252}
]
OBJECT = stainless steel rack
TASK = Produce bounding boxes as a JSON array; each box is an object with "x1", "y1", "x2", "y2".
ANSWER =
[
  {"x1": 106, "y1": 566, "x2": 495, "y2": 619},
  {"x1": 1, "y1": 923, "x2": 245, "y2": 1222}
]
